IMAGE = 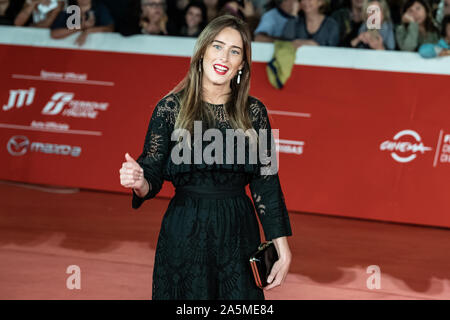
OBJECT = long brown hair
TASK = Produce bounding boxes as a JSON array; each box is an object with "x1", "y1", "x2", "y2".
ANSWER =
[
  {"x1": 401, "y1": 0, "x2": 439, "y2": 34},
  {"x1": 167, "y1": 15, "x2": 254, "y2": 136}
]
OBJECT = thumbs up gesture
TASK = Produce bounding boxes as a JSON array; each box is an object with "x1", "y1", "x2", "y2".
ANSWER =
[{"x1": 120, "y1": 153, "x2": 146, "y2": 193}]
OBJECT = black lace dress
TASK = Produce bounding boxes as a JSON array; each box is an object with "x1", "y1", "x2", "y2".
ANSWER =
[{"x1": 131, "y1": 91, "x2": 293, "y2": 300}]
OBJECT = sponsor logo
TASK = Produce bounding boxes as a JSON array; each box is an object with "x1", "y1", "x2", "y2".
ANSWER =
[
  {"x1": 7, "y1": 135, "x2": 29, "y2": 156},
  {"x1": 6, "y1": 135, "x2": 81, "y2": 157},
  {"x1": 380, "y1": 130, "x2": 432, "y2": 163},
  {"x1": 276, "y1": 139, "x2": 304, "y2": 155},
  {"x1": 42, "y1": 92, "x2": 108, "y2": 119},
  {"x1": 3, "y1": 87, "x2": 35, "y2": 111}
]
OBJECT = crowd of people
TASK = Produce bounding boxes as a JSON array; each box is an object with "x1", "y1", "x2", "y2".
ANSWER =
[{"x1": 0, "y1": 0, "x2": 449, "y2": 57}]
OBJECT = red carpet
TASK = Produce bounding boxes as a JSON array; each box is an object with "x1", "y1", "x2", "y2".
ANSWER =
[{"x1": 0, "y1": 180, "x2": 449, "y2": 299}]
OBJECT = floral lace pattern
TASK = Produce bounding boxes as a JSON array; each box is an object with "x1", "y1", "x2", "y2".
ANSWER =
[{"x1": 131, "y1": 91, "x2": 292, "y2": 300}]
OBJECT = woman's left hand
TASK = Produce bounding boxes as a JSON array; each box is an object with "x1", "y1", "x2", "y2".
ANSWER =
[
  {"x1": 264, "y1": 236, "x2": 292, "y2": 291},
  {"x1": 264, "y1": 255, "x2": 292, "y2": 290}
]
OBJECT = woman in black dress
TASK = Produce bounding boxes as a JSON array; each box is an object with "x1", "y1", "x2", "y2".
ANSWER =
[{"x1": 119, "y1": 14, "x2": 293, "y2": 300}]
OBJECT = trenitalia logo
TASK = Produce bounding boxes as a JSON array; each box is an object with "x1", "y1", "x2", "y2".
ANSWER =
[
  {"x1": 42, "y1": 92, "x2": 74, "y2": 115},
  {"x1": 42, "y1": 92, "x2": 109, "y2": 119},
  {"x1": 6, "y1": 135, "x2": 82, "y2": 157},
  {"x1": 380, "y1": 130, "x2": 432, "y2": 163}
]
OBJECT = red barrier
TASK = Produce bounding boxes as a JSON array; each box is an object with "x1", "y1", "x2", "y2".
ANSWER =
[{"x1": 1, "y1": 27, "x2": 449, "y2": 228}]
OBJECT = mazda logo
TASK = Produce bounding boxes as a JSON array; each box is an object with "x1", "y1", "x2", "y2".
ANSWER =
[{"x1": 7, "y1": 135, "x2": 29, "y2": 156}]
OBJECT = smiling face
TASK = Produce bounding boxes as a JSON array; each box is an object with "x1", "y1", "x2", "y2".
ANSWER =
[
  {"x1": 406, "y1": 1, "x2": 427, "y2": 25},
  {"x1": 201, "y1": 27, "x2": 245, "y2": 90}
]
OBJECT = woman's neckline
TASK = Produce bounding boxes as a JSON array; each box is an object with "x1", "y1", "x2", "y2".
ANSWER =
[
  {"x1": 203, "y1": 100, "x2": 229, "y2": 107},
  {"x1": 304, "y1": 14, "x2": 326, "y2": 36}
]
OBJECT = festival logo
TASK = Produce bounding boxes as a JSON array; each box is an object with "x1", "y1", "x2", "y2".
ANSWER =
[{"x1": 380, "y1": 130, "x2": 432, "y2": 163}]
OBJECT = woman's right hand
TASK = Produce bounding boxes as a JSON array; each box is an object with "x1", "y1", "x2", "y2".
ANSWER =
[{"x1": 120, "y1": 153, "x2": 147, "y2": 194}]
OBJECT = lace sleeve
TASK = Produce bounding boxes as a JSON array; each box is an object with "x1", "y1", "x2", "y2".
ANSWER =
[
  {"x1": 132, "y1": 95, "x2": 173, "y2": 209},
  {"x1": 249, "y1": 98, "x2": 293, "y2": 241}
]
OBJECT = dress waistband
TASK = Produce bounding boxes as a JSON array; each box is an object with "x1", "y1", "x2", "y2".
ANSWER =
[{"x1": 175, "y1": 185, "x2": 246, "y2": 199}]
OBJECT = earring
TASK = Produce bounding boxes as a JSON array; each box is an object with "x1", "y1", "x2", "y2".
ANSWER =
[
  {"x1": 199, "y1": 59, "x2": 202, "y2": 72},
  {"x1": 237, "y1": 69, "x2": 242, "y2": 84}
]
